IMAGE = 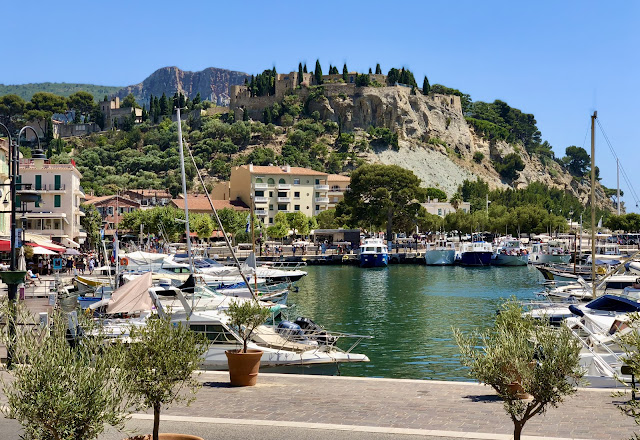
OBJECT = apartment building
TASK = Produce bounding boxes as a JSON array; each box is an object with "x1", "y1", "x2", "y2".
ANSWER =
[
  {"x1": 327, "y1": 174, "x2": 350, "y2": 209},
  {"x1": 19, "y1": 158, "x2": 86, "y2": 247},
  {"x1": 84, "y1": 194, "x2": 141, "y2": 234},
  {"x1": 224, "y1": 165, "x2": 330, "y2": 225},
  {"x1": 0, "y1": 140, "x2": 10, "y2": 237}
]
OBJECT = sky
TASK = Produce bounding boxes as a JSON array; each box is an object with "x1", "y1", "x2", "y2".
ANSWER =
[{"x1": 3, "y1": 1, "x2": 639, "y2": 211}]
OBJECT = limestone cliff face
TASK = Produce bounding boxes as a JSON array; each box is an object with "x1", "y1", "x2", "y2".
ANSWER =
[
  {"x1": 311, "y1": 85, "x2": 613, "y2": 210},
  {"x1": 115, "y1": 66, "x2": 248, "y2": 107}
]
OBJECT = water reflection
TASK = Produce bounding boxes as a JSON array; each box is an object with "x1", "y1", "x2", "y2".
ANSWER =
[{"x1": 290, "y1": 264, "x2": 541, "y2": 380}]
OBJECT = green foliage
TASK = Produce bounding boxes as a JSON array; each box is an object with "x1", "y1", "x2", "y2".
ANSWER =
[
  {"x1": 120, "y1": 93, "x2": 139, "y2": 108},
  {"x1": 337, "y1": 164, "x2": 426, "y2": 239},
  {"x1": 120, "y1": 206, "x2": 187, "y2": 242},
  {"x1": 1, "y1": 306, "x2": 131, "y2": 440},
  {"x1": 614, "y1": 313, "x2": 640, "y2": 432},
  {"x1": 355, "y1": 73, "x2": 371, "y2": 87},
  {"x1": 422, "y1": 76, "x2": 431, "y2": 95},
  {"x1": 286, "y1": 211, "x2": 311, "y2": 236},
  {"x1": 342, "y1": 63, "x2": 349, "y2": 82},
  {"x1": 454, "y1": 299, "x2": 583, "y2": 440},
  {"x1": 604, "y1": 213, "x2": 640, "y2": 232},
  {"x1": 124, "y1": 313, "x2": 208, "y2": 440},
  {"x1": 368, "y1": 126, "x2": 398, "y2": 150},
  {"x1": 249, "y1": 68, "x2": 277, "y2": 97},
  {"x1": 466, "y1": 117, "x2": 510, "y2": 143},
  {"x1": 267, "y1": 212, "x2": 289, "y2": 240},
  {"x1": 493, "y1": 153, "x2": 525, "y2": 181},
  {"x1": 425, "y1": 187, "x2": 447, "y2": 201},
  {"x1": 80, "y1": 203, "x2": 102, "y2": 250},
  {"x1": 315, "y1": 208, "x2": 339, "y2": 229},
  {"x1": 562, "y1": 146, "x2": 590, "y2": 177},
  {"x1": 0, "y1": 83, "x2": 121, "y2": 101},
  {"x1": 427, "y1": 137, "x2": 447, "y2": 147},
  {"x1": 473, "y1": 151, "x2": 485, "y2": 163},
  {"x1": 225, "y1": 299, "x2": 271, "y2": 353},
  {"x1": 386, "y1": 67, "x2": 418, "y2": 88},
  {"x1": 314, "y1": 60, "x2": 323, "y2": 85}
]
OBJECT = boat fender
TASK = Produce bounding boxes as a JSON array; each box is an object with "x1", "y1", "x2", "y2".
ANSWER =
[
  {"x1": 568, "y1": 305, "x2": 584, "y2": 317},
  {"x1": 120, "y1": 257, "x2": 129, "y2": 266}
]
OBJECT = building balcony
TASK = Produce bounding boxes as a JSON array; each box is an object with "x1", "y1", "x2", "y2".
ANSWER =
[
  {"x1": 35, "y1": 184, "x2": 66, "y2": 192},
  {"x1": 277, "y1": 197, "x2": 291, "y2": 203},
  {"x1": 314, "y1": 184, "x2": 329, "y2": 191},
  {"x1": 254, "y1": 183, "x2": 268, "y2": 190},
  {"x1": 328, "y1": 190, "x2": 344, "y2": 195},
  {"x1": 25, "y1": 227, "x2": 66, "y2": 236},
  {"x1": 277, "y1": 209, "x2": 290, "y2": 213},
  {"x1": 255, "y1": 209, "x2": 268, "y2": 216},
  {"x1": 254, "y1": 196, "x2": 268, "y2": 203},
  {"x1": 277, "y1": 184, "x2": 291, "y2": 190},
  {"x1": 315, "y1": 197, "x2": 330, "y2": 204}
]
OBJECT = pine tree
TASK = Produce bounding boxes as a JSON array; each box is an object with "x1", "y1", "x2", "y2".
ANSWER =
[
  {"x1": 328, "y1": 64, "x2": 333, "y2": 75},
  {"x1": 314, "y1": 60, "x2": 323, "y2": 85},
  {"x1": 342, "y1": 63, "x2": 348, "y2": 82},
  {"x1": 422, "y1": 75, "x2": 431, "y2": 95},
  {"x1": 193, "y1": 92, "x2": 201, "y2": 105},
  {"x1": 375, "y1": 63, "x2": 382, "y2": 75},
  {"x1": 298, "y1": 62, "x2": 304, "y2": 86}
]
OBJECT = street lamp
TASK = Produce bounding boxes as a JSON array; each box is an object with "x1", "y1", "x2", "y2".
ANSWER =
[{"x1": 0, "y1": 123, "x2": 42, "y2": 367}]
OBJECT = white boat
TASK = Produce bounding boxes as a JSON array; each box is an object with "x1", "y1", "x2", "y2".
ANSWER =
[
  {"x1": 456, "y1": 241, "x2": 493, "y2": 266},
  {"x1": 491, "y1": 238, "x2": 529, "y2": 266},
  {"x1": 425, "y1": 239, "x2": 455, "y2": 265},
  {"x1": 359, "y1": 238, "x2": 389, "y2": 268},
  {"x1": 529, "y1": 241, "x2": 571, "y2": 265},
  {"x1": 544, "y1": 274, "x2": 640, "y2": 301}
]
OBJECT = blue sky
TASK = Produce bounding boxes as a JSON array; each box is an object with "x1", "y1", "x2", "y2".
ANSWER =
[{"x1": 4, "y1": 1, "x2": 639, "y2": 211}]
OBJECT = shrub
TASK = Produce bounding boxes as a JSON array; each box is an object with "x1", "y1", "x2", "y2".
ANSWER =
[
  {"x1": 473, "y1": 151, "x2": 484, "y2": 163},
  {"x1": 368, "y1": 126, "x2": 398, "y2": 150},
  {"x1": 493, "y1": 153, "x2": 525, "y2": 181}
]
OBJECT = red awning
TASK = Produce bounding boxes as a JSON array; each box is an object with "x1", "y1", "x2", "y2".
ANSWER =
[
  {"x1": 26, "y1": 242, "x2": 64, "y2": 252},
  {"x1": 0, "y1": 240, "x2": 10, "y2": 252}
]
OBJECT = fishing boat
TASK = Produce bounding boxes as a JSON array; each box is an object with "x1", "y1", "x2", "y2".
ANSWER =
[
  {"x1": 424, "y1": 239, "x2": 455, "y2": 265},
  {"x1": 359, "y1": 238, "x2": 389, "y2": 268},
  {"x1": 456, "y1": 241, "x2": 493, "y2": 266},
  {"x1": 529, "y1": 241, "x2": 571, "y2": 265},
  {"x1": 491, "y1": 237, "x2": 529, "y2": 266}
]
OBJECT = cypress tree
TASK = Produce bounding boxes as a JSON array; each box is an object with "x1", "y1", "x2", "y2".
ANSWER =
[
  {"x1": 298, "y1": 62, "x2": 303, "y2": 86},
  {"x1": 314, "y1": 59, "x2": 323, "y2": 85},
  {"x1": 160, "y1": 92, "x2": 169, "y2": 116},
  {"x1": 303, "y1": 63, "x2": 307, "y2": 73},
  {"x1": 193, "y1": 92, "x2": 201, "y2": 105},
  {"x1": 328, "y1": 64, "x2": 333, "y2": 75},
  {"x1": 422, "y1": 75, "x2": 431, "y2": 95},
  {"x1": 342, "y1": 63, "x2": 348, "y2": 82},
  {"x1": 369, "y1": 67, "x2": 372, "y2": 74},
  {"x1": 375, "y1": 63, "x2": 382, "y2": 74}
]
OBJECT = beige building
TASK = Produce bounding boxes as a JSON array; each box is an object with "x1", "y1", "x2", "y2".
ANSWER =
[
  {"x1": 421, "y1": 199, "x2": 470, "y2": 218},
  {"x1": 217, "y1": 165, "x2": 330, "y2": 225},
  {"x1": 19, "y1": 158, "x2": 86, "y2": 247},
  {"x1": 99, "y1": 97, "x2": 143, "y2": 130},
  {"x1": 327, "y1": 174, "x2": 350, "y2": 209}
]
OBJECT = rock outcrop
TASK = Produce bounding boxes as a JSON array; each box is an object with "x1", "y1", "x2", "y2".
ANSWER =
[{"x1": 115, "y1": 66, "x2": 249, "y2": 107}]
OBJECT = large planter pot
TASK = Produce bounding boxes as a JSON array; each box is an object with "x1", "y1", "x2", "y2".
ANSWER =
[
  {"x1": 125, "y1": 435, "x2": 203, "y2": 440},
  {"x1": 225, "y1": 349, "x2": 263, "y2": 386}
]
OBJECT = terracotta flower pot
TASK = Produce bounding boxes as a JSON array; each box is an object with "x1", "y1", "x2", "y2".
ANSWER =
[
  {"x1": 225, "y1": 349, "x2": 263, "y2": 386},
  {"x1": 125, "y1": 435, "x2": 203, "y2": 440}
]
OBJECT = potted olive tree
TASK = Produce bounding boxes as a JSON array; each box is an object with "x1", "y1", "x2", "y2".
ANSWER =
[
  {"x1": 1, "y1": 304, "x2": 131, "y2": 440},
  {"x1": 454, "y1": 299, "x2": 584, "y2": 440},
  {"x1": 123, "y1": 314, "x2": 209, "y2": 440},
  {"x1": 224, "y1": 299, "x2": 271, "y2": 386}
]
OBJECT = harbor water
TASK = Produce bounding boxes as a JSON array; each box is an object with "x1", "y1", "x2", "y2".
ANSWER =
[{"x1": 289, "y1": 264, "x2": 542, "y2": 381}]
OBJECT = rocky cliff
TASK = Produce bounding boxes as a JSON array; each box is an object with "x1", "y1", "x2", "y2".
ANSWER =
[
  {"x1": 308, "y1": 85, "x2": 613, "y2": 210},
  {"x1": 115, "y1": 66, "x2": 249, "y2": 107}
]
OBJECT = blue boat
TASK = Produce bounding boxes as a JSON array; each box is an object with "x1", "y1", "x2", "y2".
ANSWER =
[
  {"x1": 359, "y1": 238, "x2": 389, "y2": 268},
  {"x1": 456, "y1": 241, "x2": 493, "y2": 266}
]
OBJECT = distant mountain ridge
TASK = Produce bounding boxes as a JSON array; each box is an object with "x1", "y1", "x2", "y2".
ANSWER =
[
  {"x1": 0, "y1": 83, "x2": 122, "y2": 101},
  {"x1": 113, "y1": 66, "x2": 249, "y2": 107}
]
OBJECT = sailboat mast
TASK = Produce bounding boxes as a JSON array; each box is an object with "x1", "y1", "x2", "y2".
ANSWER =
[
  {"x1": 176, "y1": 106, "x2": 195, "y2": 309},
  {"x1": 250, "y1": 191, "x2": 257, "y2": 293},
  {"x1": 590, "y1": 111, "x2": 597, "y2": 298},
  {"x1": 617, "y1": 158, "x2": 621, "y2": 216}
]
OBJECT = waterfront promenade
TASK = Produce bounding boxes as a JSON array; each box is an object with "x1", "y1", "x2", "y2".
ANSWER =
[{"x1": 0, "y1": 371, "x2": 635, "y2": 439}]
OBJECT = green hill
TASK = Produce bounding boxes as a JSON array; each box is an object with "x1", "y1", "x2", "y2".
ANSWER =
[{"x1": 0, "y1": 82, "x2": 122, "y2": 101}]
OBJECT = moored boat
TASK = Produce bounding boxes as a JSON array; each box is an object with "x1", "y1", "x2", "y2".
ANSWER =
[
  {"x1": 425, "y1": 239, "x2": 455, "y2": 265},
  {"x1": 359, "y1": 238, "x2": 389, "y2": 268},
  {"x1": 491, "y1": 238, "x2": 529, "y2": 266},
  {"x1": 457, "y1": 241, "x2": 493, "y2": 266}
]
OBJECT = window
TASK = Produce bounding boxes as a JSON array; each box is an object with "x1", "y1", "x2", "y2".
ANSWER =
[
  {"x1": 54, "y1": 195, "x2": 61, "y2": 208},
  {"x1": 269, "y1": 217, "x2": 274, "y2": 224},
  {"x1": 35, "y1": 175, "x2": 41, "y2": 190},
  {"x1": 278, "y1": 204, "x2": 287, "y2": 211},
  {"x1": 277, "y1": 191, "x2": 287, "y2": 197},
  {"x1": 54, "y1": 175, "x2": 61, "y2": 190},
  {"x1": 279, "y1": 178, "x2": 286, "y2": 184},
  {"x1": 315, "y1": 205, "x2": 319, "y2": 211},
  {"x1": 108, "y1": 206, "x2": 114, "y2": 215},
  {"x1": 294, "y1": 191, "x2": 300, "y2": 198},
  {"x1": 189, "y1": 324, "x2": 237, "y2": 344},
  {"x1": 255, "y1": 177, "x2": 263, "y2": 183},
  {"x1": 267, "y1": 178, "x2": 275, "y2": 185},
  {"x1": 293, "y1": 178, "x2": 300, "y2": 185},
  {"x1": 294, "y1": 205, "x2": 300, "y2": 211},
  {"x1": 268, "y1": 191, "x2": 273, "y2": 197},
  {"x1": 315, "y1": 179, "x2": 320, "y2": 184},
  {"x1": 269, "y1": 204, "x2": 273, "y2": 211},
  {"x1": 438, "y1": 208, "x2": 442, "y2": 216},
  {"x1": 255, "y1": 190, "x2": 264, "y2": 197},
  {"x1": 315, "y1": 192, "x2": 319, "y2": 197}
]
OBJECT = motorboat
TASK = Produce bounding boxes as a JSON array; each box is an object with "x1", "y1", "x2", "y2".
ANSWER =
[
  {"x1": 456, "y1": 241, "x2": 492, "y2": 266},
  {"x1": 359, "y1": 238, "x2": 389, "y2": 268},
  {"x1": 425, "y1": 239, "x2": 455, "y2": 265},
  {"x1": 529, "y1": 241, "x2": 571, "y2": 265},
  {"x1": 544, "y1": 274, "x2": 640, "y2": 301},
  {"x1": 491, "y1": 238, "x2": 529, "y2": 266}
]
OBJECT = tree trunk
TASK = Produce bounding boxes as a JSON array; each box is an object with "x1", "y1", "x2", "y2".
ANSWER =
[
  {"x1": 386, "y1": 208, "x2": 393, "y2": 242},
  {"x1": 513, "y1": 422, "x2": 523, "y2": 440},
  {"x1": 153, "y1": 402, "x2": 161, "y2": 440}
]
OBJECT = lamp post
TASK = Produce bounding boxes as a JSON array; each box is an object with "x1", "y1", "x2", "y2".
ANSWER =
[{"x1": 0, "y1": 123, "x2": 43, "y2": 367}]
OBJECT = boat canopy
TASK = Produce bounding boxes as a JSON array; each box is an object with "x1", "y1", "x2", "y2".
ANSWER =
[{"x1": 106, "y1": 272, "x2": 154, "y2": 314}]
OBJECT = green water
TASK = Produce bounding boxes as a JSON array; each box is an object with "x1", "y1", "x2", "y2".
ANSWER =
[{"x1": 288, "y1": 264, "x2": 542, "y2": 381}]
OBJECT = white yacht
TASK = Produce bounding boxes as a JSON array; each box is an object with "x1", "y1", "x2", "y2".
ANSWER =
[
  {"x1": 424, "y1": 239, "x2": 455, "y2": 265},
  {"x1": 491, "y1": 238, "x2": 528, "y2": 266},
  {"x1": 529, "y1": 241, "x2": 571, "y2": 265}
]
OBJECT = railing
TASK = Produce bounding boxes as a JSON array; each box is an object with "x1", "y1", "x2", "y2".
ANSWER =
[
  {"x1": 35, "y1": 184, "x2": 66, "y2": 191},
  {"x1": 277, "y1": 197, "x2": 291, "y2": 203},
  {"x1": 254, "y1": 196, "x2": 268, "y2": 203},
  {"x1": 277, "y1": 184, "x2": 291, "y2": 190},
  {"x1": 255, "y1": 209, "x2": 268, "y2": 216},
  {"x1": 254, "y1": 183, "x2": 268, "y2": 189},
  {"x1": 314, "y1": 184, "x2": 329, "y2": 190},
  {"x1": 315, "y1": 197, "x2": 329, "y2": 203}
]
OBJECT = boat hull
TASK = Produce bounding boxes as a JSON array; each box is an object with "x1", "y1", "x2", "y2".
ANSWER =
[
  {"x1": 491, "y1": 254, "x2": 529, "y2": 266},
  {"x1": 360, "y1": 253, "x2": 389, "y2": 268},
  {"x1": 529, "y1": 254, "x2": 571, "y2": 265},
  {"x1": 458, "y1": 251, "x2": 492, "y2": 266},
  {"x1": 425, "y1": 249, "x2": 456, "y2": 265}
]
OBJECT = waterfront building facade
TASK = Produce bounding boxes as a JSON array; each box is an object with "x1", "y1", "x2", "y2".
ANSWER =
[
  {"x1": 84, "y1": 194, "x2": 141, "y2": 234},
  {"x1": 19, "y1": 159, "x2": 85, "y2": 247},
  {"x1": 421, "y1": 199, "x2": 470, "y2": 217},
  {"x1": 327, "y1": 174, "x2": 350, "y2": 209}
]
